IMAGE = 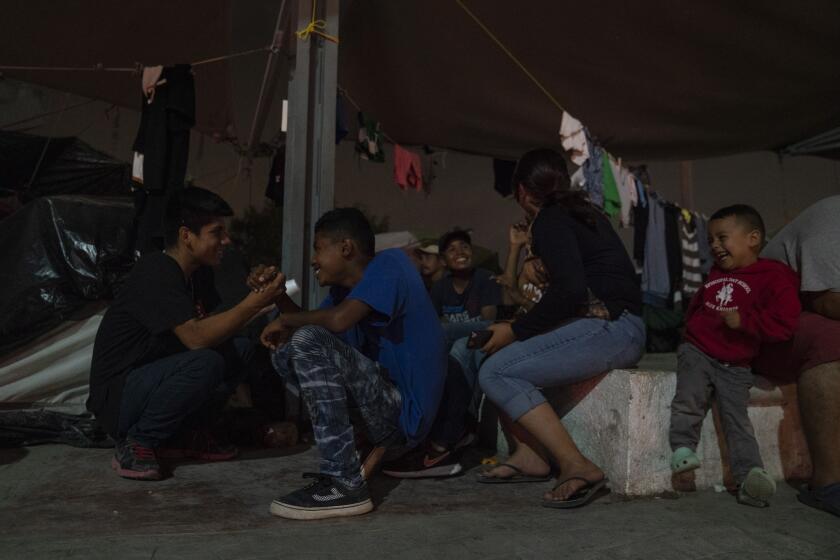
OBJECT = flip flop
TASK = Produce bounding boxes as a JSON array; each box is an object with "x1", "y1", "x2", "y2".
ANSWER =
[
  {"x1": 797, "y1": 482, "x2": 840, "y2": 518},
  {"x1": 542, "y1": 476, "x2": 609, "y2": 509},
  {"x1": 476, "y1": 463, "x2": 552, "y2": 484}
]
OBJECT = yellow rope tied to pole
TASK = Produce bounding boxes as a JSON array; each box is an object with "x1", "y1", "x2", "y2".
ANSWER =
[
  {"x1": 296, "y1": 0, "x2": 339, "y2": 44},
  {"x1": 455, "y1": 0, "x2": 564, "y2": 114}
]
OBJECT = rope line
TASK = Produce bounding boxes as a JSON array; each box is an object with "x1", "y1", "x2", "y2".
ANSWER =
[
  {"x1": 454, "y1": 0, "x2": 564, "y2": 114},
  {"x1": 0, "y1": 46, "x2": 270, "y2": 74}
]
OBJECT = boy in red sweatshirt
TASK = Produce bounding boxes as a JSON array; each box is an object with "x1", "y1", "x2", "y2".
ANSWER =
[{"x1": 669, "y1": 205, "x2": 800, "y2": 507}]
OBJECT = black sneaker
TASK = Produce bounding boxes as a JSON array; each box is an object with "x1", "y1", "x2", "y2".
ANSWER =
[
  {"x1": 381, "y1": 443, "x2": 463, "y2": 479},
  {"x1": 270, "y1": 474, "x2": 374, "y2": 520},
  {"x1": 111, "y1": 438, "x2": 163, "y2": 480},
  {"x1": 158, "y1": 429, "x2": 238, "y2": 462}
]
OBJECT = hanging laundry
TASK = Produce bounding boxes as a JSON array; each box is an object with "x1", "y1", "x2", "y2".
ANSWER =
[
  {"x1": 632, "y1": 180, "x2": 648, "y2": 267},
  {"x1": 493, "y1": 158, "x2": 517, "y2": 198},
  {"x1": 559, "y1": 112, "x2": 590, "y2": 165},
  {"x1": 600, "y1": 154, "x2": 621, "y2": 218},
  {"x1": 393, "y1": 145, "x2": 423, "y2": 191},
  {"x1": 265, "y1": 145, "x2": 286, "y2": 203},
  {"x1": 642, "y1": 194, "x2": 671, "y2": 307},
  {"x1": 422, "y1": 147, "x2": 446, "y2": 195},
  {"x1": 664, "y1": 203, "x2": 684, "y2": 306},
  {"x1": 634, "y1": 176, "x2": 648, "y2": 207},
  {"x1": 608, "y1": 156, "x2": 633, "y2": 227},
  {"x1": 132, "y1": 152, "x2": 144, "y2": 184},
  {"x1": 679, "y1": 212, "x2": 704, "y2": 300},
  {"x1": 132, "y1": 64, "x2": 195, "y2": 254},
  {"x1": 582, "y1": 136, "x2": 603, "y2": 208},
  {"x1": 335, "y1": 94, "x2": 349, "y2": 144},
  {"x1": 355, "y1": 113, "x2": 385, "y2": 162},
  {"x1": 141, "y1": 65, "x2": 164, "y2": 103},
  {"x1": 694, "y1": 212, "x2": 713, "y2": 275}
]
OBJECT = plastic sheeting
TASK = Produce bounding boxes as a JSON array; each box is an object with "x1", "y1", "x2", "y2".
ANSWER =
[
  {"x1": 0, "y1": 308, "x2": 102, "y2": 412},
  {"x1": 0, "y1": 195, "x2": 135, "y2": 356},
  {"x1": 0, "y1": 131, "x2": 131, "y2": 200}
]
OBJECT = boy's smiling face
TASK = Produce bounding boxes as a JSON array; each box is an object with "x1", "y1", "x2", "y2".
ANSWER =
[
  {"x1": 708, "y1": 216, "x2": 761, "y2": 271},
  {"x1": 443, "y1": 239, "x2": 473, "y2": 272},
  {"x1": 311, "y1": 232, "x2": 349, "y2": 287}
]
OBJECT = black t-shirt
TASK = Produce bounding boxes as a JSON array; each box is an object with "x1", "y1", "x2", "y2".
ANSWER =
[
  {"x1": 512, "y1": 205, "x2": 641, "y2": 340},
  {"x1": 430, "y1": 268, "x2": 501, "y2": 323},
  {"x1": 87, "y1": 252, "x2": 220, "y2": 435}
]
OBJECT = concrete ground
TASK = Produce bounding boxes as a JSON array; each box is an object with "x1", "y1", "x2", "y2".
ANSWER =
[{"x1": 1, "y1": 444, "x2": 837, "y2": 560}]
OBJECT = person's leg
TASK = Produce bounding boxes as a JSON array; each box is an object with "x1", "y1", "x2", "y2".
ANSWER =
[
  {"x1": 669, "y1": 344, "x2": 714, "y2": 458},
  {"x1": 119, "y1": 349, "x2": 226, "y2": 446},
  {"x1": 428, "y1": 356, "x2": 473, "y2": 448},
  {"x1": 798, "y1": 361, "x2": 840, "y2": 488},
  {"x1": 114, "y1": 349, "x2": 226, "y2": 479},
  {"x1": 270, "y1": 326, "x2": 401, "y2": 519},
  {"x1": 712, "y1": 364, "x2": 763, "y2": 484},
  {"x1": 479, "y1": 313, "x2": 645, "y2": 500},
  {"x1": 284, "y1": 325, "x2": 401, "y2": 486}
]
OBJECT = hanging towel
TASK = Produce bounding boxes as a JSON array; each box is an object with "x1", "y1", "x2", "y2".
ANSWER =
[
  {"x1": 609, "y1": 157, "x2": 632, "y2": 227},
  {"x1": 642, "y1": 194, "x2": 671, "y2": 306},
  {"x1": 355, "y1": 112, "x2": 385, "y2": 162},
  {"x1": 694, "y1": 212, "x2": 713, "y2": 275},
  {"x1": 679, "y1": 213, "x2": 704, "y2": 299},
  {"x1": 422, "y1": 148, "x2": 446, "y2": 194},
  {"x1": 600, "y1": 154, "x2": 621, "y2": 218},
  {"x1": 394, "y1": 145, "x2": 423, "y2": 191},
  {"x1": 582, "y1": 136, "x2": 604, "y2": 207},
  {"x1": 559, "y1": 112, "x2": 590, "y2": 165}
]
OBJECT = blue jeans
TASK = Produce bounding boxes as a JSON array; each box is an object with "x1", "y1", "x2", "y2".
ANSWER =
[
  {"x1": 117, "y1": 337, "x2": 258, "y2": 447},
  {"x1": 271, "y1": 326, "x2": 403, "y2": 486},
  {"x1": 477, "y1": 312, "x2": 646, "y2": 421}
]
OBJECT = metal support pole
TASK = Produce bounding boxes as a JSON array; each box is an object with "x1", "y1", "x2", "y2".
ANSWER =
[
  {"x1": 281, "y1": 0, "x2": 313, "y2": 306},
  {"x1": 306, "y1": 0, "x2": 339, "y2": 310}
]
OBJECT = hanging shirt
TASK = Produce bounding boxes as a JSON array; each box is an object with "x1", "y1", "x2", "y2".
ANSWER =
[
  {"x1": 680, "y1": 213, "x2": 704, "y2": 298},
  {"x1": 559, "y1": 112, "x2": 590, "y2": 165},
  {"x1": 642, "y1": 195, "x2": 671, "y2": 306},
  {"x1": 393, "y1": 145, "x2": 423, "y2": 191},
  {"x1": 600, "y1": 154, "x2": 621, "y2": 218},
  {"x1": 582, "y1": 137, "x2": 604, "y2": 208}
]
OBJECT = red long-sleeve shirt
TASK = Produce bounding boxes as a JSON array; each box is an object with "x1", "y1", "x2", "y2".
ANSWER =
[{"x1": 684, "y1": 259, "x2": 800, "y2": 366}]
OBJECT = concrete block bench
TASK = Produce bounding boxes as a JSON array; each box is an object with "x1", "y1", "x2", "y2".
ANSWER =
[{"x1": 481, "y1": 354, "x2": 812, "y2": 496}]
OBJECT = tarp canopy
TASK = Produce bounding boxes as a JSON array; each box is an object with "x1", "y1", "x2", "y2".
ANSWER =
[
  {"x1": 0, "y1": 131, "x2": 131, "y2": 199},
  {"x1": 2, "y1": 1, "x2": 840, "y2": 160}
]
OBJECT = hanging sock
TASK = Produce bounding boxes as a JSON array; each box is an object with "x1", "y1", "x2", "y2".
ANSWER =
[
  {"x1": 393, "y1": 145, "x2": 423, "y2": 191},
  {"x1": 559, "y1": 112, "x2": 590, "y2": 165},
  {"x1": 355, "y1": 112, "x2": 385, "y2": 162},
  {"x1": 600, "y1": 153, "x2": 621, "y2": 217}
]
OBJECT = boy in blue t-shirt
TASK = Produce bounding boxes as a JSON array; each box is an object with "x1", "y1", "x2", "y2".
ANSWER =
[{"x1": 258, "y1": 208, "x2": 446, "y2": 520}]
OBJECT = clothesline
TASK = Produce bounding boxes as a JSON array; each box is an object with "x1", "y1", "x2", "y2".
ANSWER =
[
  {"x1": 0, "y1": 46, "x2": 271, "y2": 74},
  {"x1": 338, "y1": 86, "x2": 397, "y2": 146}
]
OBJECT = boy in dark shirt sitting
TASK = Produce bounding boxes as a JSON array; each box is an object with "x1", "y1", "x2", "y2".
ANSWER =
[
  {"x1": 258, "y1": 208, "x2": 447, "y2": 520},
  {"x1": 88, "y1": 187, "x2": 286, "y2": 481},
  {"x1": 669, "y1": 205, "x2": 801, "y2": 507}
]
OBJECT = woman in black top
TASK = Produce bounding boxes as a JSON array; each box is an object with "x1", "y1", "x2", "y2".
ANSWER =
[{"x1": 474, "y1": 149, "x2": 645, "y2": 507}]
